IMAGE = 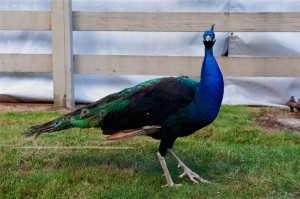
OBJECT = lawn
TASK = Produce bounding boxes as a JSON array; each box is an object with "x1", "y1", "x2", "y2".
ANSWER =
[{"x1": 0, "y1": 105, "x2": 299, "y2": 198}]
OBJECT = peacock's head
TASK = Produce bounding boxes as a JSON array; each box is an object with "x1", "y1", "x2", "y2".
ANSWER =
[{"x1": 203, "y1": 24, "x2": 216, "y2": 48}]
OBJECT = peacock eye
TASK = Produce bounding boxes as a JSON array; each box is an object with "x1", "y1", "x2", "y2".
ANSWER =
[
  {"x1": 81, "y1": 109, "x2": 89, "y2": 117},
  {"x1": 99, "y1": 110, "x2": 106, "y2": 117},
  {"x1": 54, "y1": 120, "x2": 62, "y2": 126}
]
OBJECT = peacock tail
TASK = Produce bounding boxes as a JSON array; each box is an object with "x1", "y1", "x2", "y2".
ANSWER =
[{"x1": 25, "y1": 77, "x2": 197, "y2": 137}]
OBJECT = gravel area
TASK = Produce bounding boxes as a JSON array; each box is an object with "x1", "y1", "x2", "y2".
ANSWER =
[
  {"x1": 0, "y1": 103, "x2": 72, "y2": 113},
  {"x1": 255, "y1": 107, "x2": 300, "y2": 133}
]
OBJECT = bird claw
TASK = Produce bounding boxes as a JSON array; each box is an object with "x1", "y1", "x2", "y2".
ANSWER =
[
  {"x1": 166, "y1": 149, "x2": 211, "y2": 185},
  {"x1": 179, "y1": 168, "x2": 211, "y2": 184}
]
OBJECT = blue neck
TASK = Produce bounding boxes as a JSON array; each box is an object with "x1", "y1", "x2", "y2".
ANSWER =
[
  {"x1": 205, "y1": 47, "x2": 213, "y2": 56},
  {"x1": 189, "y1": 45, "x2": 224, "y2": 122}
]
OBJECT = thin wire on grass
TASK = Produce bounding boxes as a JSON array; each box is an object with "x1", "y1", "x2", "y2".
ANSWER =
[{"x1": 0, "y1": 145, "x2": 134, "y2": 149}]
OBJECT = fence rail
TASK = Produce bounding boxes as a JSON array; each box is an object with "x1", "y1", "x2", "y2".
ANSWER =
[
  {"x1": 2, "y1": 54, "x2": 299, "y2": 76},
  {"x1": 0, "y1": 0, "x2": 300, "y2": 108},
  {"x1": 73, "y1": 12, "x2": 300, "y2": 32},
  {"x1": 0, "y1": 11, "x2": 51, "y2": 30},
  {"x1": 2, "y1": 11, "x2": 300, "y2": 32}
]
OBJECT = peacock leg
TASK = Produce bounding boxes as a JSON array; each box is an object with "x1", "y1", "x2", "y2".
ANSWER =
[
  {"x1": 157, "y1": 152, "x2": 182, "y2": 187},
  {"x1": 167, "y1": 148, "x2": 211, "y2": 184}
]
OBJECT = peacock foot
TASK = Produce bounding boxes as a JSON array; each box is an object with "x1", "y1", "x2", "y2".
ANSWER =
[
  {"x1": 157, "y1": 152, "x2": 183, "y2": 188},
  {"x1": 178, "y1": 165, "x2": 211, "y2": 184},
  {"x1": 166, "y1": 148, "x2": 211, "y2": 184}
]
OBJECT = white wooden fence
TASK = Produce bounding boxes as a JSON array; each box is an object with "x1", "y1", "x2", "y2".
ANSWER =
[{"x1": 0, "y1": 0, "x2": 300, "y2": 108}]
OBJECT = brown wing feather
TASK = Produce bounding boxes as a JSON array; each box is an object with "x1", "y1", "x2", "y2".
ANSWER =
[{"x1": 108, "y1": 125, "x2": 161, "y2": 140}]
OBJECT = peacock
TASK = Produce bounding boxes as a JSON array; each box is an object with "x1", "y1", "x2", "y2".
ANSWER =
[{"x1": 25, "y1": 25, "x2": 224, "y2": 187}]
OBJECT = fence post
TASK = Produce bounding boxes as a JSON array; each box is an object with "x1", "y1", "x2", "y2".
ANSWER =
[{"x1": 51, "y1": 0, "x2": 74, "y2": 108}]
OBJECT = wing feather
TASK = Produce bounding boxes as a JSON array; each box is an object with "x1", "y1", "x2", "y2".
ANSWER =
[{"x1": 101, "y1": 77, "x2": 197, "y2": 134}]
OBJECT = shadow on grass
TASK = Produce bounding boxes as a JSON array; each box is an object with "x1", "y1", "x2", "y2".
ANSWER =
[
  {"x1": 54, "y1": 147, "x2": 233, "y2": 185},
  {"x1": 55, "y1": 149, "x2": 164, "y2": 175}
]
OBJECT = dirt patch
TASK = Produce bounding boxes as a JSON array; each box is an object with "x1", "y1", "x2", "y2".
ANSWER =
[
  {"x1": 0, "y1": 103, "x2": 75, "y2": 113},
  {"x1": 255, "y1": 107, "x2": 300, "y2": 133}
]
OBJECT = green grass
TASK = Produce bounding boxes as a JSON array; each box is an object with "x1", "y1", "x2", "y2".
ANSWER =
[{"x1": 0, "y1": 106, "x2": 299, "y2": 198}]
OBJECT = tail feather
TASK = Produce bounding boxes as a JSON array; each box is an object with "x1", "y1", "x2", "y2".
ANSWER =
[
  {"x1": 24, "y1": 78, "x2": 164, "y2": 138},
  {"x1": 25, "y1": 123, "x2": 51, "y2": 137},
  {"x1": 24, "y1": 119, "x2": 71, "y2": 137},
  {"x1": 24, "y1": 106, "x2": 104, "y2": 138}
]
